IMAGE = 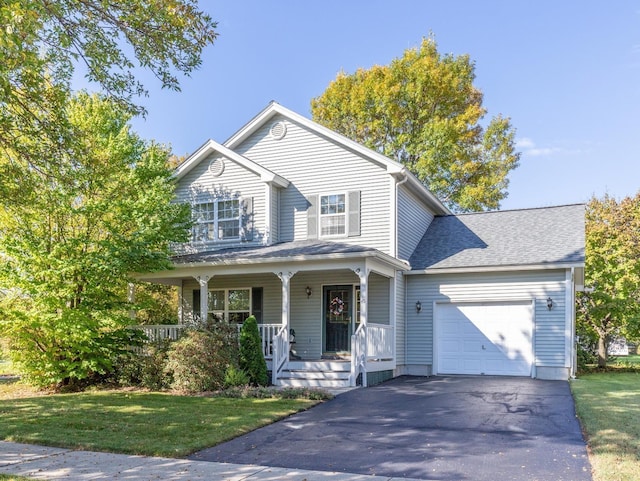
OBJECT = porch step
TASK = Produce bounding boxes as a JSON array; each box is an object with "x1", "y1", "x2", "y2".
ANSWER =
[{"x1": 276, "y1": 360, "x2": 352, "y2": 388}]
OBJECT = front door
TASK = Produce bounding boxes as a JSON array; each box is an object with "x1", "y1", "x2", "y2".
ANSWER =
[{"x1": 324, "y1": 285, "x2": 352, "y2": 353}]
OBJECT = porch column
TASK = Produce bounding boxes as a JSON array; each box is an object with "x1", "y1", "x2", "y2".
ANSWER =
[
  {"x1": 196, "y1": 275, "x2": 211, "y2": 324},
  {"x1": 127, "y1": 282, "x2": 136, "y2": 320},
  {"x1": 353, "y1": 267, "x2": 370, "y2": 387},
  {"x1": 177, "y1": 281, "x2": 184, "y2": 324},
  {"x1": 276, "y1": 271, "x2": 296, "y2": 334},
  {"x1": 353, "y1": 268, "x2": 370, "y2": 328}
]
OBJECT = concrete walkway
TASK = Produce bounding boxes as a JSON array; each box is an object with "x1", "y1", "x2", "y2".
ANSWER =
[{"x1": 0, "y1": 441, "x2": 423, "y2": 481}]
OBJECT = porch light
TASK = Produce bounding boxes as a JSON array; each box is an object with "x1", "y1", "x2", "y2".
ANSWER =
[
  {"x1": 305, "y1": 286, "x2": 312, "y2": 299},
  {"x1": 415, "y1": 301, "x2": 422, "y2": 313},
  {"x1": 546, "y1": 297, "x2": 553, "y2": 310}
]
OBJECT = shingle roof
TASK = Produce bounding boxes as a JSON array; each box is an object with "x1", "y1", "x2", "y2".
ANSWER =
[
  {"x1": 173, "y1": 240, "x2": 379, "y2": 265},
  {"x1": 409, "y1": 204, "x2": 585, "y2": 271}
]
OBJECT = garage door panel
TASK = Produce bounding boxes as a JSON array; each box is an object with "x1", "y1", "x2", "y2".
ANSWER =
[{"x1": 436, "y1": 302, "x2": 533, "y2": 377}]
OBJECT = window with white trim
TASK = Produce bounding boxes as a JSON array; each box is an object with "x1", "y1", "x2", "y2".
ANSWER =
[
  {"x1": 192, "y1": 199, "x2": 240, "y2": 242},
  {"x1": 207, "y1": 288, "x2": 251, "y2": 323},
  {"x1": 320, "y1": 193, "x2": 346, "y2": 236}
]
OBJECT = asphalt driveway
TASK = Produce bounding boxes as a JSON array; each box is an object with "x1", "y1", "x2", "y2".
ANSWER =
[{"x1": 190, "y1": 376, "x2": 592, "y2": 481}]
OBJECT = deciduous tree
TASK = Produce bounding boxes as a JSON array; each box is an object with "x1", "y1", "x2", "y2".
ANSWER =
[
  {"x1": 311, "y1": 37, "x2": 520, "y2": 212},
  {"x1": 0, "y1": 93, "x2": 191, "y2": 387},
  {"x1": 577, "y1": 193, "x2": 640, "y2": 368},
  {"x1": 0, "y1": 0, "x2": 217, "y2": 198}
]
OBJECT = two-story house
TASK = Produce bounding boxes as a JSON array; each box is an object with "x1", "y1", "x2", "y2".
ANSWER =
[{"x1": 137, "y1": 102, "x2": 585, "y2": 388}]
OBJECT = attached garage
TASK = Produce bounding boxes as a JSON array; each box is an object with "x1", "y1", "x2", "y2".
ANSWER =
[{"x1": 435, "y1": 301, "x2": 534, "y2": 377}]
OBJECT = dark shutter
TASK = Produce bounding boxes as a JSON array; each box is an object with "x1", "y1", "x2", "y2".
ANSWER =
[
  {"x1": 348, "y1": 190, "x2": 361, "y2": 237},
  {"x1": 251, "y1": 287, "x2": 263, "y2": 323},
  {"x1": 193, "y1": 289, "x2": 201, "y2": 317},
  {"x1": 307, "y1": 194, "x2": 318, "y2": 239},
  {"x1": 241, "y1": 197, "x2": 253, "y2": 241}
]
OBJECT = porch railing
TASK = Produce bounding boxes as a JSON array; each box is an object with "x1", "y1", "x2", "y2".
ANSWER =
[
  {"x1": 350, "y1": 323, "x2": 366, "y2": 387},
  {"x1": 130, "y1": 323, "x2": 281, "y2": 360},
  {"x1": 271, "y1": 325, "x2": 288, "y2": 386},
  {"x1": 132, "y1": 324, "x2": 188, "y2": 343},
  {"x1": 367, "y1": 323, "x2": 394, "y2": 360}
]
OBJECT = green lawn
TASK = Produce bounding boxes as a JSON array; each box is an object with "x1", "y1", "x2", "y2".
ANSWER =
[
  {"x1": 571, "y1": 372, "x2": 640, "y2": 481},
  {"x1": 0, "y1": 386, "x2": 320, "y2": 457},
  {"x1": 0, "y1": 476, "x2": 31, "y2": 481}
]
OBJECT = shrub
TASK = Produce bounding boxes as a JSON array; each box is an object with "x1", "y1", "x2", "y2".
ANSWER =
[
  {"x1": 239, "y1": 315, "x2": 268, "y2": 386},
  {"x1": 165, "y1": 324, "x2": 238, "y2": 393},
  {"x1": 224, "y1": 365, "x2": 250, "y2": 387}
]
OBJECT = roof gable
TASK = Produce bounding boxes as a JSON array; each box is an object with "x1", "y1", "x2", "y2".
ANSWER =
[
  {"x1": 174, "y1": 139, "x2": 289, "y2": 188},
  {"x1": 409, "y1": 204, "x2": 585, "y2": 271},
  {"x1": 224, "y1": 102, "x2": 450, "y2": 215}
]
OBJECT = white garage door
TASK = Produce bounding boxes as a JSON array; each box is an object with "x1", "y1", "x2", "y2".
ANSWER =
[{"x1": 436, "y1": 302, "x2": 533, "y2": 376}]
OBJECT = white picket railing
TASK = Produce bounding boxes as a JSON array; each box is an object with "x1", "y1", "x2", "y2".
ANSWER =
[
  {"x1": 237, "y1": 323, "x2": 280, "y2": 360},
  {"x1": 271, "y1": 325, "x2": 288, "y2": 385},
  {"x1": 133, "y1": 324, "x2": 188, "y2": 342},
  {"x1": 367, "y1": 323, "x2": 394, "y2": 360},
  {"x1": 350, "y1": 323, "x2": 366, "y2": 387},
  {"x1": 131, "y1": 323, "x2": 281, "y2": 360}
]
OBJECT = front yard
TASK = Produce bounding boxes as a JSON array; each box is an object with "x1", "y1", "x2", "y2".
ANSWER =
[
  {"x1": 571, "y1": 371, "x2": 640, "y2": 481},
  {"x1": 0, "y1": 377, "x2": 323, "y2": 457}
]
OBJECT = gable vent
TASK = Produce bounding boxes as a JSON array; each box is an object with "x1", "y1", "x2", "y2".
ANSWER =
[
  {"x1": 269, "y1": 121, "x2": 287, "y2": 140},
  {"x1": 208, "y1": 157, "x2": 225, "y2": 177}
]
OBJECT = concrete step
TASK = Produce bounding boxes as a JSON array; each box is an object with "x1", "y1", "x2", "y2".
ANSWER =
[
  {"x1": 288, "y1": 360, "x2": 351, "y2": 371},
  {"x1": 277, "y1": 377, "x2": 352, "y2": 388},
  {"x1": 284, "y1": 370, "x2": 350, "y2": 380}
]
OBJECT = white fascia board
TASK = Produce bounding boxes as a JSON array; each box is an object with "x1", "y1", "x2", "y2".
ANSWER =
[
  {"x1": 399, "y1": 169, "x2": 451, "y2": 215},
  {"x1": 225, "y1": 102, "x2": 406, "y2": 172},
  {"x1": 173, "y1": 250, "x2": 409, "y2": 271},
  {"x1": 406, "y1": 262, "x2": 585, "y2": 275},
  {"x1": 226, "y1": 102, "x2": 450, "y2": 215},
  {"x1": 136, "y1": 250, "x2": 409, "y2": 281},
  {"x1": 174, "y1": 139, "x2": 289, "y2": 188}
]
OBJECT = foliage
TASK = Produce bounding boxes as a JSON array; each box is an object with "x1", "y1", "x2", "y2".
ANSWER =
[
  {"x1": 571, "y1": 373, "x2": 640, "y2": 481},
  {"x1": 114, "y1": 341, "x2": 172, "y2": 391},
  {"x1": 133, "y1": 283, "x2": 180, "y2": 325},
  {"x1": 0, "y1": 0, "x2": 217, "y2": 189},
  {"x1": 0, "y1": 390, "x2": 319, "y2": 457},
  {"x1": 577, "y1": 193, "x2": 640, "y2": 368},
  {"x1": 238, "y1": 315, "x2": 269, "y2": 386},
  {"x1": 311, "y1": 36, "x2": 520, "y2": 212},
  {"x1": 165, "y1": 324, "x2": 238, "y2": 393},
  {"x1": 224, "y1": 365, "x2": 250, "y2": 388},
  {"x1": 214, "y1": 386, "x2": 333, "y2": 401},
  {"x1": 0, "y1": 93, "x2": 191, "y2": 388}
]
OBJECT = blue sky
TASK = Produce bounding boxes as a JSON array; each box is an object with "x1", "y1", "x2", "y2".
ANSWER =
[{"x1": 125, "y1": 1, "x2": 640, "y2": 211}]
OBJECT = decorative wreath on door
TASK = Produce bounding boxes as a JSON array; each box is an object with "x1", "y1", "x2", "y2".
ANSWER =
[{"x1": 330, "y1": 297, "x2": 345, "y2": 316}]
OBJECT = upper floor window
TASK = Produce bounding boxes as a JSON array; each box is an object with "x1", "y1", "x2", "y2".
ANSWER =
[
  {"x1": 192, "y1": 198, "x2": 240, "y2": 242},
  {"x1": 320, "y1": 194, "x2": 346, "y2": 236},
  {"x1": 308, "y1": 191, "x2": 360, "y2": 240}
]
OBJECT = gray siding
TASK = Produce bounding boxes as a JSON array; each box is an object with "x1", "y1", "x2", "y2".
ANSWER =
[
  {"x1": 289, "y1": 270, "x2": 360, "y2": 359},
  {"x1": 235, "y1": 115, "x2": 392, "y2": 254},
  {"x1": 182, "y1": 274, "x2": 281, "y2": 323},
  {"x1": 397, "y1": 185, "x2": 434, "y2": 260},
  {"x1": 368, "y1": 273, "x2": 390, "y2": 325},
  {"x1": 174, "y1": 153, "x2": 266, "y2": 253},
  {"x1": 270, "y1": 185, "x2": 280, "y2": 243},
  {"x1": 405, "y1": 270, "x2": 569, "y2": 368}
]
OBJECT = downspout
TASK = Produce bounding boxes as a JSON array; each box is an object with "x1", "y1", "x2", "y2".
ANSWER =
[
  {"x1": 393, "y1": 171, "x2": 410, "y2": 373},
  {"x1": 394, "y1": 171, "x2": 410, "y2": 259}
]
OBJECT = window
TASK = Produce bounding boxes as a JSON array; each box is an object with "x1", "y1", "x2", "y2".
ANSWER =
[
  {"x1": 207, "y1": 288, "x2": 251, "y2": 323},
  {"x1": 320, "y1": 194, "x2": 346, "y2": 236},
  {"x1": 193, "y1": 199, "x2": 240, "y2": 242}
]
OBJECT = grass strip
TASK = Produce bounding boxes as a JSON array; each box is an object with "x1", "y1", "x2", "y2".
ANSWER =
[
  {"x1": 571, "y1": 372, "x2": 640, "y2": 481},
  {"x1": 0, "y1": 390, "x2": 318, "y2": 457}
]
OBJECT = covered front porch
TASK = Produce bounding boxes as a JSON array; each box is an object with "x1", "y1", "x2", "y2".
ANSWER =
[{"x1": 135, "y1": 241, "x2": 407, "y2": 387}]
